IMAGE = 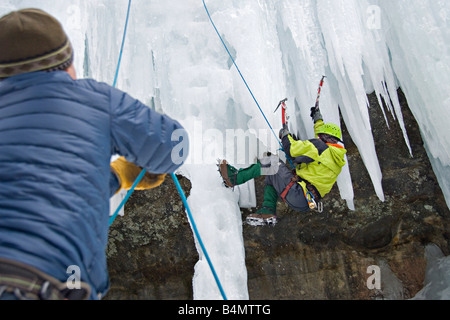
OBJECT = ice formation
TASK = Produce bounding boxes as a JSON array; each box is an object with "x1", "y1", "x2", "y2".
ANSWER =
[{"x1": 1, "y1": 0, "x2": 449, "y2": 300}]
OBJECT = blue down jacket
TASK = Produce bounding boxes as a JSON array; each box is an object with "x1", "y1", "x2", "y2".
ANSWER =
[{"x1": 0, "y1": 71, "x2": 187, "y2": 299}]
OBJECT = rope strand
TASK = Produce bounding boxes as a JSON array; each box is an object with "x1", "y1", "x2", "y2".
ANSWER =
[
  {"x1": 112, "y1": 0, "x2": 132, "y2": 88},
  {"x1": 110, "y1": 0, "x2": 137, "y2": 225}
]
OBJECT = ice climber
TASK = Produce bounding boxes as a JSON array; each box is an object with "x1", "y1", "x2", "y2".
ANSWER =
[
  {"x1": 219, "y1": 107, "x2": 347, "y2": 227},
  {"x1": 0, "y1": 9, "x2": 188, "y2": 300}
]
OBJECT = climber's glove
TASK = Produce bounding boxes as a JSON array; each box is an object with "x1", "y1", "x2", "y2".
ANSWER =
[
  {"x1": 310, "y1": 107, "x2": 323, "y2": 123},
  {"x1": 111, "y1": 156, "x2": 166, "y2": 193},
  {"x1": 279, "y1": 123, "x2": 290, "y2": 140}
]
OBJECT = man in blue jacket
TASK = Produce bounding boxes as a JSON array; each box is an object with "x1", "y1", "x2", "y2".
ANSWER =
[{"x1": 0, "y1": 9, "x2": 188, "y2": 300}]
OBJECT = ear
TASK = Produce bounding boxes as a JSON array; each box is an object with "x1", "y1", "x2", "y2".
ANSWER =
[{"x1": 65, "y1": 64, "x2": 77, "y2": 80}]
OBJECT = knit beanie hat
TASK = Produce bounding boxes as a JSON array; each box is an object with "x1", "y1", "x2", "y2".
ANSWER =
[{"x1": 0, "y1": 8, "x2": 73, "y2": 79}]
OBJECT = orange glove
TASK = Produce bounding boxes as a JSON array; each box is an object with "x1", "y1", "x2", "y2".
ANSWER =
[{"x1": 111, "y1": 157, "x2": 166, "y2": 193}]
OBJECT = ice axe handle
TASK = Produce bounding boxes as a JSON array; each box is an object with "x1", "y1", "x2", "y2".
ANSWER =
[{"x1": 314, "y1": 76, "x2": 326, "y2": 111}]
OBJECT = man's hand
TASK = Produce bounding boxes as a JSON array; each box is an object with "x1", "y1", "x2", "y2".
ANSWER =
[
  {"x1": 111, "y1": 157, "x2": 166, "y2": 193},
  {"x1": 279, "y1": 123, "x2": 290, "y2": 140},
  {"x1": 310, "y1": 107, "x2": 323, "y2": 123}
]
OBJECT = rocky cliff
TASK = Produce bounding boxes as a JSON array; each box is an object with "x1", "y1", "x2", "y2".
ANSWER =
[{"x1": 105, "y1": 89, "x2": 450, "y2": 300}]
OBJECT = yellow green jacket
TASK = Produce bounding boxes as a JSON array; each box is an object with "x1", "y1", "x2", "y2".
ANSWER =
[{"x1": 282, "y1": 120, "x2": 347, "y2": 198}]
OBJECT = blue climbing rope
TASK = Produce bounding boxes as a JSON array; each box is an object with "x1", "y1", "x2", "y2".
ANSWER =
[
  {"x1": 109, "y1": 0, "x2": 140, "y2": 226},
  {"x1": 109, "y1": 167, "x2": 146, "y2": 226},
  {"x1": 112, "y1": 0, "x2": 132, "y2": 88},
  {"x1": 202, "y1": 0, "x2": 295, "y2": 170}
]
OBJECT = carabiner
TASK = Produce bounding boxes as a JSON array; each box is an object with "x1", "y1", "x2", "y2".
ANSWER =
[{"x1": 307, "y1": 191, "x2": 317, "y2": 210}]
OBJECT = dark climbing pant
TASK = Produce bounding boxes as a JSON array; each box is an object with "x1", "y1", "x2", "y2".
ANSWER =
[
  {"x1": 232, "y1": 161, "x2": 310, "y2": 213},
  {"x1": 265, "y1": 164, "x2": 310, "y2": 213}
]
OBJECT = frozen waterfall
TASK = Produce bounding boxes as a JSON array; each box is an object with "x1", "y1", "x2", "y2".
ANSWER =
[{"x1": 1, "y1": 0, "x2": 449, "y2": 300}]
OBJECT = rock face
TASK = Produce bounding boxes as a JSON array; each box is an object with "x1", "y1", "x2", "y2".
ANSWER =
[
  {"x1": 106, "y1": 176, "x2": 196, "y2": 300},
  {"x1": 105, "y1": 89, "x2": 450, "y2": 300}
]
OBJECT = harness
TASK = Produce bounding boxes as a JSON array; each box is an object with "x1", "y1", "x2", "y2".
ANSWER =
[
  {"x1": 280, "y1": 140, "x2": 344, "y2": 212},
  {"x1": 280, "y1": 174, "x2": 323, "y2": 212}
]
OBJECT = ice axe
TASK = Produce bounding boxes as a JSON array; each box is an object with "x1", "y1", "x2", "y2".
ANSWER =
[
  {"x1": 313, "y1": 75, "x2": 326, "y2": 113},
  {"x1": 273, "y1": 98, "x2": 296, "y2": 170},
  {"x1": 274, "y1": 98, "x2": 288, "y2": 125}
]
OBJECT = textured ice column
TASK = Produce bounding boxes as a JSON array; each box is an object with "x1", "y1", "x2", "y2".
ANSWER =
[
  {"x1": 379, "y1": 0, "x2": 450, "y2": 208},
  {"x1": 185, "y1": 164, "x2": 249, "y2": 300},
  {"x1": 317, "y1": 0, "x2": 388, "y2": 202},
  {"x1": 143, "y1": 1, "x2": 250, "y2": 299},
  {"x1": 412, "y1": 244, "x2": 450, "y2": 300}
]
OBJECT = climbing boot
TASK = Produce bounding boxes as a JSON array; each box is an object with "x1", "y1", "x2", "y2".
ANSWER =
[
  {"x1": 218, "y1": 160, "x2": 261, "y2": 188},
  {"x1": 246, "y1": 211, "x2": 277, "y2": 227},
  {"x1": 246, "y1": 214, "x2": 277, "y2": 226},
  {"x1": 246, "y1": 185, "x2": 278, "y2": 226}
]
